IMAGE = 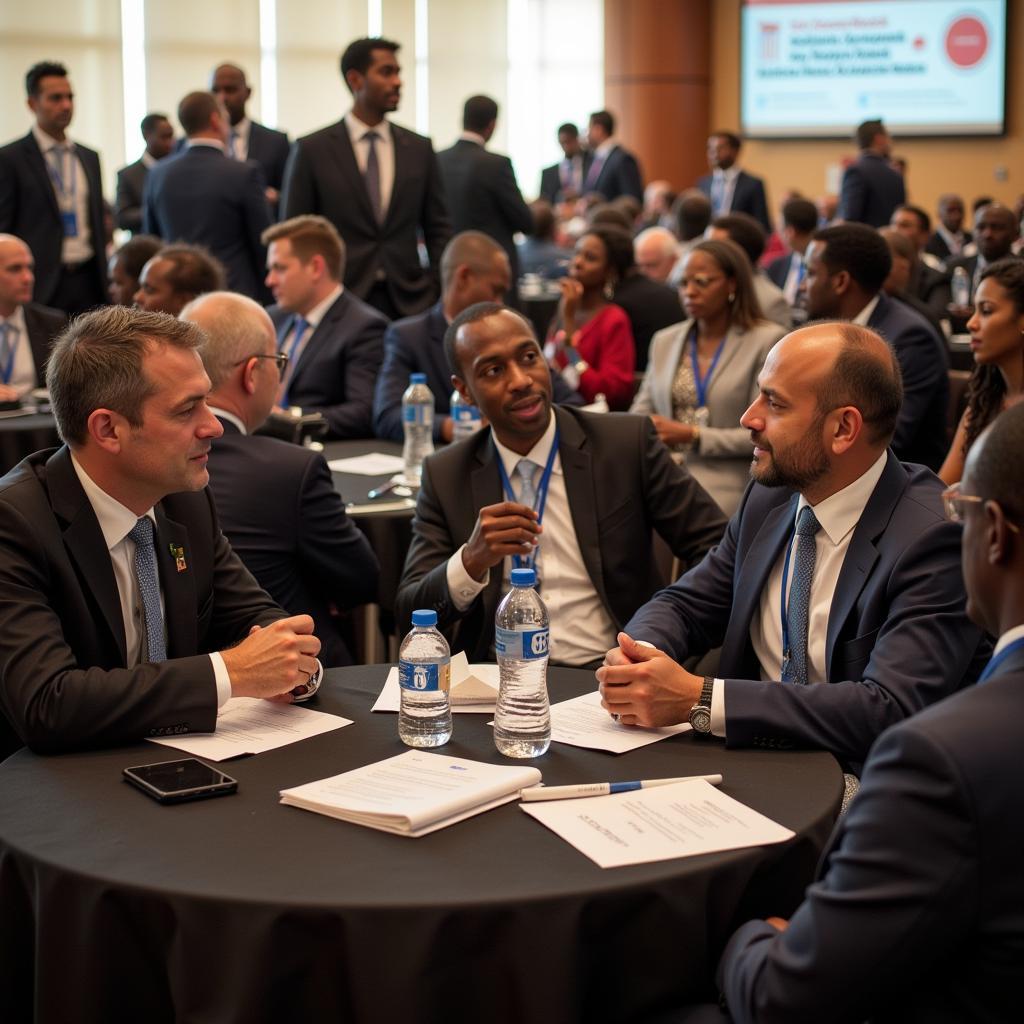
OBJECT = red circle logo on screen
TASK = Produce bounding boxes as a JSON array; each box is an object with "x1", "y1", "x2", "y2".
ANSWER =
[{"x1": 945, "y1": 16, "x2": 988, "y2": 67}]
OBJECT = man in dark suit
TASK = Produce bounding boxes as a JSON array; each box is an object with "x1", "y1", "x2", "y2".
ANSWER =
[
  {"x1": 264, "y1": 214, "x2": 386, "y2": 438},
  {"x1": 925, "y1": 192, "x2": 972, "y2": 267},
  {"x1": 600, "y1": 322, "x2": 985, "y2": 772},
  {"x1": 765, "y1": 196, "x2": 818, "y2": 310},
  {"x1": 879, "y1": 227, "x2": 948, "y2": 341},
  {"x1": 838, "y1": 119, "x2": 905, "y2": 228},
  {"x1": 582, "y1": 110, "x2": 643, "y2": 203},
  {"x1": 0, "y1": 61, "x2": 107, "y2": 315},
  {"x1": 396, "y1": 302, "x2": 726, "y2": 666},
  {"x1": 211, "y1": 63, "x2": 290, "y2": 216},
  {"x1": 281, "y1": 37, "x2": 452, "y2": 320},
  {"x1": 889, "y1": 203, "x2": 952, "y2": 321},
  {"x1": 0, "y1": 306, "x2": 322, "y2": 755},
  {"x1": 697, "y1": 132, "x2": 771, "y2": 234},
  {"x1": 185, "y1": 292, "x2": 379, "y2": 666},
  {"x1": 713, "y1": 403, "x2": 1024, "y2": 1023},
  {"x1": 538, "y1": 123, "x2": 590, "y2": 205},
  {"x1": 143, "y1": 91, "x2": 271, "y2": 300},
  {"x1": 114, "y1": 113, "x2": 175, "y2": 234},
  {"x1": 437, "y1": 95, "x2": 532, "y2": 284}
]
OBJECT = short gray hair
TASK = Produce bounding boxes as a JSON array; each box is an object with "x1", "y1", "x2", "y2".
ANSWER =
[{"x1": 180, "y1": 291, "x2": 275, "y2": 389}]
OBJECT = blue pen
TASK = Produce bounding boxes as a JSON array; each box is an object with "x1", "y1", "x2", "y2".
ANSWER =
[{"x1": 519, "y1": 774, "x2": 722, "y2": 802}]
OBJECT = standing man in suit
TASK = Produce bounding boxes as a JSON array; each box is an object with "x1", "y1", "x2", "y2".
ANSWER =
[
  {"x1": 143, "y1": 91, "x2": 271, "y2": 300},
  {"x1": 184, "y1": 292, "x2": 379, "y2": 666},
  {"x1": 437, "y1": 95, "x2": 532, "y2": 285},
  {"x1": 210, "y1": 63, "x2": 290, "y2": 217},
  {"x1": 281, "y1": 37, "x2": 452, "y2": 320},
  {"x1": 713, "y1": 403, "x2": 1024, "y2": 1023},
  {"x1": 396, "y1": 302, "x2": 727, "y2": 666},
  {"x1": 0, "y1": 233, "x2": 66, "y2": 398},
  {"x1": 600, "y1": 322, "x2": 984, "y2": 772},
  {"x1": 538, "y1": 123, "x2": 589, "y2": 205},
  {"x1": 114, "y1": 113, "x2": 175, "y2": 234},
  {"x1": 839, "y1": 118, "x2": 906, "y2": 228},
  {"x1": 582, "y1": 111, "x2": 643, "y2": 204},
  {"x1": 0, "y1": 61, "x2": 107, "y2": 315},
  {"x1": 698, "y1": 132, "x2": 771, "y2": 234},
  {"x1": 0, "y1": 306, "x2": 323, "y2": 754},
  {"x1": 264, "y1": 215, "x2": 386, "y2": 438},
  {"x1": 765, "y1": 196, "x2": 818, "y2": 310},
  {"x1": 926, "y1": 192, "x2": 972, "y2": 267}
]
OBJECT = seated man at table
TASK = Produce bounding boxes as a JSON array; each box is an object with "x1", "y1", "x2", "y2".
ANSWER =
[
  {"x1": 0, "y1": 306, "x2": 322, "y2": 754},
  {"x1": 396, "y1": 302, "x2": 727, "y2": 667},
  {"x1": 711, "y1": 403, "x2": 1024, "y2": 1024},
  {"x1": 264, "y1": 215, "x2": 386, "y2": 439},
  {"x1": 598, "y1": 322, "x2": 986, "y2": 772},
  {"x1": 184, "y1": 291, "x2": 379, "y2": 666},
  {"x1": 133, "y1": 243, "x2": 226, "y2": 317}
]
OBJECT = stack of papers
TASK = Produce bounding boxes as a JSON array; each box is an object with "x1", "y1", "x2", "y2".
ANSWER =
[
  {"x1": 373, "y1": 652, "x2": 499, "y2": 713},
  {"x1": 327, "y1": 452, "x2": 406, "y2": 475}
]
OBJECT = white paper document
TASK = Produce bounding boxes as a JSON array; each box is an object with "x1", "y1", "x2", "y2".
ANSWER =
[
  {"x1": 327, "y1": 452, "x2": 406, "y2": 475},
  {"x1": 280, "y1": 750, "x2": 541, "y2": 836},
  {"x1": 147, "y1": 698, "x2": 352, "y2": 760},
  {"x1": 522, "y1": 779, "x2": 795, "y2": 868},
  {"x1": 549, "y1": 690, "x2": 691, "y2": 753},
  {"x1": 372, "y1": 652, "x2": 499, "y2": 713}
]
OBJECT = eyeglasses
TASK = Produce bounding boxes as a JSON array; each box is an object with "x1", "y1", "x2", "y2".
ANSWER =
[
  {"x1": 680, "y1": 274, "x2": 726, "y2": 290},
  {"x1": 235, "y1": 352, "x2": 289, "y2": 378},
  {"x1": 942, "y1": 483, "x2": 1021, "y2": 532}
]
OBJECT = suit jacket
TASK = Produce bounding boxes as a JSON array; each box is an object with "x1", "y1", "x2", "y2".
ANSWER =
[
  {"x1": 925, "y1": 228, "x2": 972, "y2": 267},
  {"x1": 911, "y1": 260, "x2": 952, "y2": 319},
  {"x1": 867, "y1": 292, "x2": 949, "y2": 470},
  {"x1": 754, "y1": 273, "x2": 792, "y2": 329},
  {"x1": 206, "y1": 417, "x2": 379, "y2": 666},
  {"x1": 624, "y1": 452, "x2": 986, "y2": 768},
  {"x1": 583, "y1": 144, "x2": 643, "y2": 202},
  {"x1": 396, "y1": 406, "x2": 728, "y2": 661},
  {"x1": 538, "y1": 154, "x2": 593, "y2": 204},
  {"x1": 281, "y1": 119, "x2": 453, "y2": 318},
  {"x1": 0, "y1": 132, "x2": 107, "y2": 306},
  {"x1": 143, "y1": 145, "x2": 271, "y2": 299},
  {"x1": 717, "y1": 646, "x2": 1024, "y2": 1023},
  {"x1": 22, "y1": 301, "x2": 67, "y2": 386},
  {"x1": 838, "y1": 152, "x2": 906, "y2": 228},
  {"x1": 245, "y1": 121, "x2": 290, "y2": 196},
  {"x1": 269, "y1": 289, "x2": 386, "y2": 439},
  {"x1": 631, "y1": 318, "x2": 787, "y2": 516},
  {"x1": 611, "y1": 272, "x2": 684, "y2": 372},
  {"x1": 765, "y1": 251, "x2": 795, "y2": 290},
  {"x1": 437, "y1": 139, "x2": 532, "y2": 278},
  {"x1": 0, "y1": 446, "x2": 283, "y2": 754},
  {"x1": 114, "y1": 158, "x2": 148, "y2": 233},
  {"x1": 697, "y1": 170, "x2": 771, "y2": 233}
]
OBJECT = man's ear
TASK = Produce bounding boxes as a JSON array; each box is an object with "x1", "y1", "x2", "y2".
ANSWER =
[
  {"x1": 451, "y1": 374, "x2": 472, "y2": 405},
  {"x1": 86, "y1": 408, "x2": 127, "y2": 455},
  {"x1": 985, "y1": 501, "x2": 1016, "y2": 567}
]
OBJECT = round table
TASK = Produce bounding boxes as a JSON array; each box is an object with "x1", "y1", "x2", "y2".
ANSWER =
[
  {"x1": 0, "y1": 411, "x2": 61, "y2": 475},
  {"x1": 0, "y1": 667, "x2": 842, "y2": 1024}
]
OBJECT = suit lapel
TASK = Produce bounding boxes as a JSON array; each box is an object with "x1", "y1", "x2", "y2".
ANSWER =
[
  {"x1": 154, "y1": 506, "x2": 197, "y2": 658},
  {"x1": 24, "y1": 133, "x2": 61, "y2": 223},
  {"x1": 470, "y1": 437, "x2": 506, "y2": 616},
  {"x1": 705, "y1": 324, "x2": 746, "y2": 402},
  {"x1": 288, "y1": 292, "x2": 345, "y2": 392},
  {"x1": 386, "y1": 124, "x2": 410, "y2": 229},
  {"x1": 731, "y1": 495, "x2": 798, "y2": 638},
  {"x1": 21, "y1": 306, "x2": 53, "y2": 386}
]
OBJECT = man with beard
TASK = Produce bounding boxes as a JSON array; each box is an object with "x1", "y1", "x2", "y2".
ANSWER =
[{"x1": 598, "y1": 322, "x2": 986, "y2": 773}]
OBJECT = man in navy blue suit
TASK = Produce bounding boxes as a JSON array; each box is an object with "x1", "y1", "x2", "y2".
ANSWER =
[
  {"x1": 265, "y1": 214, "x2": 385, "y2": 439},
  {"x1": 697, "y1": 132, "x2": 771, "y2": 234},
  {"x1": 838, "y1": 118, "x2": 905, "y2": 228},
  {"x1": 582, "y1": 111, "x2": 643, "y2": 203},
  {"x1": 599, "y1": 322, "x2": 984, "y2": 772},
  {"x1": 712, "y1": 403, "x2": 1024, "y2": 1024},
  {"x1": 143, "y1": 91, "x2": 271, "y2": 300}
]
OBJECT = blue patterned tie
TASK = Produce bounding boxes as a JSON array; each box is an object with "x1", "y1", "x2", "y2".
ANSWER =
[
  {"x1": 0, "y1": 323, "x2": 13, "y2": 383},
  {"x1": 129, "y1": 517, "x2": 166, "y2": 663},
  {"x1": 784, "y1": 505, "x2": 821, "y2": 686}
]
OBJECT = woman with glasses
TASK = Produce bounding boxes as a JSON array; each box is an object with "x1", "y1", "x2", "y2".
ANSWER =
[
  {"x1": 940, "y1": 257, "x2": 1024, "y2": 486},
  {"x1": 631, "y1": 238, "x2": 786, "y2": 516}
]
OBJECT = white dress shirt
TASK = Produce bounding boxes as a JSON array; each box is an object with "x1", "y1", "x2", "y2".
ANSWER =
[
  {"x1": 782, "y1": 251, "x2": 804, "y2": 306},
  {"x1": 344, "y1": 112, "x2": 395, "y2": 216},
  {"x1": 228, "y1": 116, "x2": 252, "y2": 160},
  {"x1": 32, "y1": 124, "x2": 92, "y2": 264},
  {"x1": 993, "y1": 624, "x2": 1024, "y2": 658},
  {"x1": 852, "y1": 293, "x2": 881, "y2": 326},
  {"x1": 0, "y1": 306, "x2": 39, "y2": 394},
  {"x1": 711, "y1": 165, "x2": 741, "y2": 215}
]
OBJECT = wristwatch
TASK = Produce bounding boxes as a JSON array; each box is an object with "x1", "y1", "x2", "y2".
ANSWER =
[{"x1": 688, "y1": 676, "x2": 715, "y2": 734}]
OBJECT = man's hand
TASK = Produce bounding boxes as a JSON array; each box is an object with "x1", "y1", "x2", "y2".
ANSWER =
[
  {"x1": 650, "y1": 414, "x2": 694, "y2": 447},
  {"x1": 461, "y1": 501, "x2": 541, "y2": 581},
  {"x1": 0, "y1": 384, "x2": 21, "y2": 403},
  {"x1": 221, "y1": 615, "x2": 321, "y2": 699},
  {"x1": 596, "y1": 632, "x2": 703, "y2": 727}
]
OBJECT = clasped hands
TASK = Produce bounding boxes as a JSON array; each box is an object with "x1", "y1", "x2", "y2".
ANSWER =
[{"x1": 221, "y1": 614, "x2": 322, "y2": 704}]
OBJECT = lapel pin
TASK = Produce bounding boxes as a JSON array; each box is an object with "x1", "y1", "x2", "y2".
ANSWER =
[{"x1": 169, "y1": 543, "x2": 187, "y2": 573}]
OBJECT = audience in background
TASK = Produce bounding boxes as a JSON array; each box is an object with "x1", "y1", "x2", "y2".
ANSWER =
[
  {"x1": 538, "y1": 122, "x2": 588, "y2": 205},
  {"x1": 107, "y1": 234, "x2": 161, "y2": 306},
  {"x1": 633, "y1": 227, "x2": 680, "y2": 285},
  {"x1": 133, "y1": 243, "x2": 226, "y2": 316},
  {"x1": 878, "y1": 227, "x2": 947, "y2": 341},
  {"x1": 114, "y1": 113, "x2": 175, "y2": 234},
  {"x1": 765, "y1": 196, "x2": 818, "y2": 311},
  {"x1": 638, "y1": 180, "x2": 675, "y2": 232},
  {"x1": 708, "y1": 213, "x2": 791, "y2": 328},
  {"x1": 946, "y1": 202, "x2": 1020, "y2": 332},
  {"x1": 516, "y1": 201, "x2": 572, "y2": 281},
  {"x1": 667, "y1": 190, "x2": 713, "y2": 286}
]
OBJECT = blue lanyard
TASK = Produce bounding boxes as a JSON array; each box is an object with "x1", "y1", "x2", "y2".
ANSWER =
[
  {"x1": 688, "y1": 326, "x2": 727, "y2": 409},
  {"x1": 495, "y1": 426, "x2": 559, "y2": 569},
  {"x1": 978, "y1": 637, "x2": 1024, "y2": 684},
  {"x1": 46, "y1": 146, "x2": 77, "y2": 205},
  {"x1": 0, "y1": 326, "x2": 17, "y2": 385}
]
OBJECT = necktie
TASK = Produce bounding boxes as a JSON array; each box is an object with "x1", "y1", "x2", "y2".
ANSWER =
[
  {"x1": 0, "y1": 323, "x2": 14, "y2": 385},
  {"x1": 783, "y1": 506, "x2": 821, "y2": 686},
  {"x1": 515, "y1": 459, "x2": 541, "y2": 580},
  {"x1": 585, "y1": 154, "x2": 604, "y2": 191},
  {"x1": 228, "y1": 129, "x2": 239, "y2": 160},
  {"x1": 278, "y1": 316, "x2": 309, "y2": 406},
  {"x1": 364, "y1": 130, "x2": 383, "y2": 223},
  {"x1": 710, "y1": 174, "x2": 726, "y2": 216},
  {"x1": 129, "y1": 517, "x2": 166, "y2": 663}
]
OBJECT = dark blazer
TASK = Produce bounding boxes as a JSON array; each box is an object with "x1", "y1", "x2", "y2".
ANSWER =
[
  {"x1": 867, "y1": 292, "x2": 949, "y2": 470},
  {"x1": 925, "y1": 228, "x2": 972, "y2": 266},
  {"x1": 538, "y1": 154, "x2": 592, "y2": 204},
  {"x1": 0, "y1": 132, "x2": 107, "y2": 306},
  {"x1": 697, "y1": 170, "x2": 771, "y2": 233},
  {"x1": 206, "y1": 418, "x2": 379, "y2": 666},
  {"x1": 396, "y1": 406, "x2": 728, "y2": 661},
  {"x1": 22, "y1": 301, "x2": 67, "y2": 386},
  {"x1": 838, "y1": 152, "x2": 906, "y2": 227},
  {"x1": 765, "y1": 251, "x2": 796, "y2": 290},
  {"x1": 114, "y1": 158, "x2": 147, "y2": 232},
  {"x1": 0, "y1": 446, "x2": 283, "y2": 754},
  {"x1": 269, "y1": 289, "x2": 386, "y2": 439},
  {"x1": 624, "y1": 452, "x2": 987, "y2": 769},
  {"x1": 437, "y1": 139, "x2": 532, "y2": 278},
  {"x1": 910, "y1": 260, "x2": 951, "y2": 319},
  {"x1": 717, "y1": 646, "x2": 1024, "y2": 1024},
  {"x1": 245, "y1": 121, "x2": 290, "y2": 197},
  {"x1": 143, "y1": 145, "x2": 271, "y2": 299},
  {"x1": 611, "y1": 272, "x2": 684, "y2": 372},
  {"x1": 583, "y1": 144, "x2": 643, "y2": 202},
  {"x1": 281, "y1": 119, "x2": 453, "y2": 318}
]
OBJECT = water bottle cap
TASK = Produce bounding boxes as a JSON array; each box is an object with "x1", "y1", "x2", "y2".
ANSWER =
[
  {"x1": 410, "y1": 373, "x2": 427, "y2": 384},
  {"x1": 510, "y1": 568, "x2": 536, "y2": 587},
  {"x1": 411, "y1": 609, "x2": 437, "y2": 627}
]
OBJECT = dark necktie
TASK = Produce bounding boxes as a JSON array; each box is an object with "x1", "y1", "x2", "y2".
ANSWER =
[
  {"x1": 0, "y1": 323, "x2": 15, "y2": 384},
  {"x1": 783, "y1": 506, "x2": 821, "y2": 686},
  {"x1": 129, "y1": 517, "x2": 166, "y2": 663},
  {"x1": 364, "y1": 130, "x2": 383, "y2": 223}
]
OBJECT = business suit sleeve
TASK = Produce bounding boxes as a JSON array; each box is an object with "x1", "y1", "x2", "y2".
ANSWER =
[
  {"x1": 838, "y1": 164, "x2": 866, "y2": 224},
  {"x1": 620, "y1": 151, "x2": 644, "y2": 202},
  {"x1": 115, "y1": 167, "x2": 143, "y2": 233},
  {"x1": 495, "y1": 156, "x2": 534, "y2": 235},
  {"x1": 280, "y1": 140, "x2": 317, "y2": 219},
  {"x1": 629, "y1": 367, "x2": 655, "y2": 415},
  {"x1": 889, "y1": 322, "x2": 947, "y2": 459},
  {"x1": 141, "y1": 172, "x2": 161, "y2": 238},
  {"x1": 242, "y1": 162, "x2": 272, "y2": 288},
  {"x1": 0, "y1": 148, "x2": 16, "y2": 233},
  {"x1": 316, "y1": 313, "x2": 385, "y2": 439},
  {"x1": 420, "y1": 146, "x2": 453, "y2": 285},
  {"x1": 749, "y1": 178, "x2": 771, "y2": 234}
]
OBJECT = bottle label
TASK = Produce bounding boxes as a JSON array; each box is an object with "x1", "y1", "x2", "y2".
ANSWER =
[
  {"x1": 403, "y1": 403, "x2": 433, "y2": 426},
  {"x1": 399, "y1": 659, "x2": 451, "y2": 692},
  {"x1": 495, "y1": 627, "x2": 549, "y2": 660}
]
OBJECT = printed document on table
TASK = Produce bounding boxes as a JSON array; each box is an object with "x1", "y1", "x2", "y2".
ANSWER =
[
  {"x1": 148, "y1": 698, "x2": 352, "y2": 760},
  {"x1": 372, "y1": 652, "x2": 499, "y2": 713},
  {"x1": 522, "y1": 779, "x2": 794, "y2": 868},
  {"x1": 549, "y1": 690, "x2": 690, "y2": 753},
  {"x1": 327, "y1": 452, "x2": 406, "y2": 475}
]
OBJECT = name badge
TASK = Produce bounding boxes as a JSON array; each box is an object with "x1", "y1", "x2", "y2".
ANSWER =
[{"x1": 61, "y1": 211, "x2": 78, "y2": 237}]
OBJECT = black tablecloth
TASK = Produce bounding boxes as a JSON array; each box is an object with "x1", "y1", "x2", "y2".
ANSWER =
[
  {"x1": 0, "y1": 666, "x2": 842, "y2": 1024},
  {"x1": 0, "y1": 411, "x2": 61, "y2": 475}
]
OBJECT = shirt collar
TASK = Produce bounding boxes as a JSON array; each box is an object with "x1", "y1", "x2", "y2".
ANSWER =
[
  {"x1": 713, "y1": 165, "x2": 741, "y2": 183},
  {"x1": 795, "y1": 450, "x2": 888, "y2": 546},
  {"x1": 232, "y1": 117, "x2": 251, "y2": 143},
  {"x1": 32, "y1": 124, "x2": 73, "y2": 153},
  {"x1": 345, "y1": 111, "x2": 392, "y2": 145},
  {"x1": 141, "y1": 150, "x2": 158, "y2": 169},
  {"x1": 594, "y1": 139, "x2": 616, "y2": 158},
  {"x1": 0, "y1": 306, "x2": 26, "y2": 333},
  {"x1": 459, "y1": 131, "x2": 486, "y2": 147},
  {"x1": 187, "y1": 138, "x2": 226, "y2": 153},
  {"x1": 492, "y1": 410, "x2": 560, "y2": 480},
  {"x1": 209, "y1": 406, "x2": 247, "y2": 435},
  {"x1": 69, "y1": 451, "x2": 156, "y2": 551},
  {"x1": 994, "y1": 624, "x2": 1024, "y2": 657},
  {"x1": 852, "y1": 293, "x2": 881, "y2": 326},
  {"x1": 300, "y1": 283, "x2": 343, "y2": 327}
]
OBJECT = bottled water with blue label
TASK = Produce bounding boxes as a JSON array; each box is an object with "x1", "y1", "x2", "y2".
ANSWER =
[
  {"x1": 951, "y1": 265, "x2": 971, "y2": 309},
  {"x1": 399, "y1": 609, "x2": 452, "y2": 748},
  {"x1": 494, "y1": 568, "x2": 551, "y2": 758},
  {"x1": 402, "y1": 373, "x2": 434, "y2": 485},
  {"x1": 450, "y1": 389, "x2": 482, "y2": 442}
]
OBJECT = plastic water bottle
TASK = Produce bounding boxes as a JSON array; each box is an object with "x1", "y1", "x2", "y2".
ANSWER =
[
  {"x1": 494, "y1": 568, "x2": 551, "y2": 758},
  {"x1": 450, "y1": 389, "x2": 482, "y2": 442},
  {"x1": 402, "y1": 373, "x2": 434, "y2": 484},
  {"x1": 951, "y1": 265, "x2": 971, "y2": 308},
  {"x1": 398, "y1": 609, "x2": 452, "y2": 748}
]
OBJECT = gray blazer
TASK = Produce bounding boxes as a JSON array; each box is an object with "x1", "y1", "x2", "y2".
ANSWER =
[{"x1": 631, "y1": 317, "x2": 786, "y2": 515}]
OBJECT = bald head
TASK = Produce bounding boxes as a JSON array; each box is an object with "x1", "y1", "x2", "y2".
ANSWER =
[
  {"x1": 634, "y1": 227, "x2": 679, "y2": 283},
  {"x1": 0, "y1": 234, "x2": 34, "y2": 314},
  {"x1": 441, "y1": 231, "x2": 504, "y2": 292},
  {"x1": 182, "y1": 291, "x2": 275, "y2": 390},
  {"x1": 440, "y1": 231, "x2": 511, "y2": 317},
  {"x1": 210, "y1": 63, "x2": 251, "y2": 126}
]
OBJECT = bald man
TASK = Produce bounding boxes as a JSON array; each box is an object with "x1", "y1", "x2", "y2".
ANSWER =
[
  {"x1": 599, "y1": 322, "x2": 986, "y2": 773},
  {"x1": 633, "y1": 227, "x2": 680, "y2": 284}
]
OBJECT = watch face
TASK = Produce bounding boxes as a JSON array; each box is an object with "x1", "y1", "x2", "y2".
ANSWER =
[{"x1": 689, "y1": 706, "x2": 712, "y2": 734}]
